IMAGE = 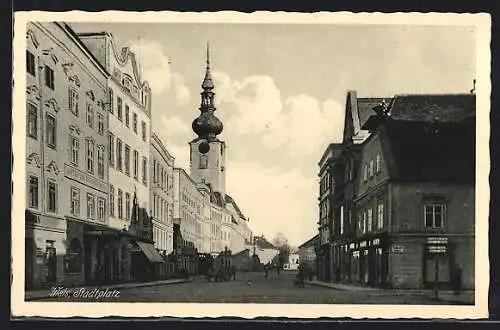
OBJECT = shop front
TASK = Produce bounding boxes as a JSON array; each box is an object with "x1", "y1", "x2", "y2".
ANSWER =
[
  {"x1": 422, "y1": 236, "x2": 452, "y2": 289},
  {"x1": 347, "y1": 233, "x2": 389, "y2": 287}
]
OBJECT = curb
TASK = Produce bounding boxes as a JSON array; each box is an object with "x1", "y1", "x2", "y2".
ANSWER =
[{"x1": 25, "y1": 278, "x2": 193, "y2": 301}]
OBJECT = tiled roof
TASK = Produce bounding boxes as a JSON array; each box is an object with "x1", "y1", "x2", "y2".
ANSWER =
[
  {"x1": 388, "y1": 94, "x2": 475, "y2": 122},
  {"x1": 383, "y1": 120, "x2": 475, "y2": 183},
  {"x1": 254, "y1": 236, "x2": 277, "y2": 250},
  {"x1": 357, "y1": 98, "x2": 387, "y2": 128},
  {"x1": 225, "y1": 194, "x2": 246, "y2": 220},
  {"x1": 210, "y1": 191, "x2": 225, "y2": 207},
  {"x1": 298, "y1": 234, "x2": 319, "y2": 249}
]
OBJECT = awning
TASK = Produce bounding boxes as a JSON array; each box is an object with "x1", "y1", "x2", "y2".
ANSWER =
[{"x1": 136, "y1": 241, "x2": 165, "y2": 263}]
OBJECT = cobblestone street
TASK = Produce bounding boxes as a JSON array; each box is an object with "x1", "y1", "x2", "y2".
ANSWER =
[{"x1": 35, "y1": 271, "x2": 469, "y2": 304}]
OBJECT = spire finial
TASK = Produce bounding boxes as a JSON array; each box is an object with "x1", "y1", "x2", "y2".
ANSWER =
[{"x1": 206, "y1": 42, "x2": 210, "y2": 68}]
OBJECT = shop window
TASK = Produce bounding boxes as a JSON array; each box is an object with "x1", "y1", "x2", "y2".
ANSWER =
[{"x1": 65, "y1": 238, "x2": 82, "y2": 274}]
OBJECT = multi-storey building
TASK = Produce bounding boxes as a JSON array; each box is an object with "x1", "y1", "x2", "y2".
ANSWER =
[
  {"x1": 150, "y1": 133, "x2": 175, "y2": 255},
  {"x1": 318, "y1": 91, "x2": 476, "y2": 290},
  {"x1": 77, "y1": 31, "x2": 152, "y2": 231},
  {"x1": 25, "y1": 22, "x2": 109, "y2": 289}
]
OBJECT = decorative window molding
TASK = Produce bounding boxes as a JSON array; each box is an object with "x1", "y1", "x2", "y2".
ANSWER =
[
  {"x1": 26, "y1": 85, "x2": 41, "y2": 100},
  {"x1": 41, "y1": 48, "x2": 59, "y2": 65},
  {"x1": 62, "y1": 62, "x2": 74, "y2": 75},
  {"x1": 97, "y1": 99, "x2": 106, "y2": 110},
  {"x1": 85, "y1": 136, "x2": 96, "y2": 144},
  {"x1": 97, "y1": 144, "x2": 105, "y2": 151},
  {"x1": 46, "y1": 160, "x2": 60, "y2": 175},
  {"x1": 69, "y1": 75, "x2": 81, "y2": 87},
  {"x1": 86, "y1": 90, "x2": 96, "y2": 102},
  {"x1": 26, "y1": 29, "x2": 40, "y2": 48},
  {"x1": 27, "y1": 153, "x2": 41, "y2": 168},
  {"x1": 44, "y1": 98, "x2": 60, "y2": 113},
  {"x1": 69, "y1": 125, "x2": 81, "y2": 136}
]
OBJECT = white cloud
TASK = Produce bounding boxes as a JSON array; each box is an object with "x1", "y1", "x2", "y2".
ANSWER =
[
  {"x1": 226, "y1": 160, "x2": 318, "y2": 246},
  {"x1": 128, "y1": 39, "x2": 190, "y2": 106},
  {"x1": 159, "y1": 115, "x2": 190, "y2": 138}
]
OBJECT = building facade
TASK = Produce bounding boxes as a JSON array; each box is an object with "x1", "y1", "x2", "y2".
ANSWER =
[
  {"x1": 25, "y1": 22, "x2": 110, "y2": 290},
  {"x1": 151, "y1": 133, "x2": 175, "y2": 255},
  {"x1": 317, "y1": 91, "x2": 476, "y2": 290},
  {"x1": 298, "y1": 234, "x2": 318, "y2": 274}
]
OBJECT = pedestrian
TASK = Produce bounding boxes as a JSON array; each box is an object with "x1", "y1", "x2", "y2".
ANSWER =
[{"x1": 264, "y1": 265, "x2": 269, "y2": 278}]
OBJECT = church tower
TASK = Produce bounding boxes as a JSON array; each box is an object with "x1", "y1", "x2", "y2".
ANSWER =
[{"x1": 189, "y1": 44, "x2": 226, "y2": 196}]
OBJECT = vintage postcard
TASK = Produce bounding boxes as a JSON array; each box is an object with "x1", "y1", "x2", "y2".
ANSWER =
[{"x1": 11, "y1": 11, "x2": 490, "y2": 319}]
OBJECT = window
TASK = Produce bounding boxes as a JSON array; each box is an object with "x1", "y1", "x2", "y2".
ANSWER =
[
  {"x1": 97, "y1": 198, "x2": 106, "y2": 222},
  {"x1": 108, "y1": 89, "x2": 114, "y2": 114},
  {"x1": 117, "y1": 189, "x2": 123, "y2": 219},
  {"x1": 116, "y1": 139, "x2": 123, "y2": 171},
  {"x1": 340, "y1": 206, "x2": 344, "y2": 235},
  {"x1": 65, "y1": 238, "x2": 82, "y2": 274},
  {"x1": 27, "y1": 51, "x2": 36, "y2": 76},
  {"x1": 86, "y1": 193, "x2": 95, "y2": 220},
  {"x1": 70, "y1": 187, "x2": 80, "y2": 216},
  {"x1": 199, "y1": 155, "x2": 208, "y2": 169},
  {"x1": 109, "y1": 185, "x2": 115, "y2": 217},
  {"x1": 125, "y1": 193, "x2": 131, "y2": 220},
  {"x1": 142, "y1": 157, "x2": 148, "y2": 185},
  {"x1": 108, "y1": 133, "x2": 114, "y2": 167},
  {"x1": 362, "y1": 210, "x2": 367, "y2": 234},
  {"x1": 44, "y1": 65, "x2": 54, "y2": 90},
  {"x1": 124, "y1": 145, "x2": 131, "y2": 176},
  {"x1": 133, "y1": 150, "x2": 139, "y2": 179},
  {"x1": 376, "y1": 154, "x2": 381, "y2": 174},
  {"x1": 368, "y1": 160, "x2": 374, "y2": 178},
  {"x1": 363, "y1": 164, "x2": 368, "y2": 182},
  {"x1": 97, "y1": 146, "x2": 105, "y2": 179},
  {"x1": 86, "y1": 104, "x2": 94, "y2": 128},
  {"x1": 133, "y1": 113, "x2": 138, "y2": 133},
  {"x1": 46, "y1": 114, "x2": 56, "y2": 149},
  {"x1": 153, "y1": 160, "x2": 157, "y2": 183},
  {"x1": 367, "y1": 208, "x2": 373, "y2": 232},
  {"x1": 117, "y1": 97, "x2": 123, "y2": 121},
  {"x1": 69, "y1": 89, "x2": 79, "y2": 116},
  {"x1": 141, "y1": 121, "x2": 147, "y2": 141},
  {"x1": 70, "y1": 136, "x2": 79, "y2": 165},
  {"x1": 125, "y1": 105, "x2": 130, "y2": 127},
  {"x1": 28, "y1": 175, "x2": 38, "y2": 209},
  {"x1": 425, "y1": 204, "x2": 445, "y2": 229},
  {"x1": 86, "y1": 139, "x2": 94, "y2": 173},
  {"x1": 97, "y1": 112, "x2": 104, "y2": 135},
  {"x1": 377, "y1": 200, "x2": 384, "y2": 229},
  {"x1": 27, "y1": 103, "x2": 37, "y2": 139},
  {"x1": 47, "y1": 180, "x2": 57, "y2": 213}
]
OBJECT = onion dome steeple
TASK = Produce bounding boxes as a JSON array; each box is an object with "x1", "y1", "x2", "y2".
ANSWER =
[{"x1": 192, "y1": 42, "x2": 223, "y2": 140}]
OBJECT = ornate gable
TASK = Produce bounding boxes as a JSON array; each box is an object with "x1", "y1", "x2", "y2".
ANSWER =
[
  {"x1": 44, "y1": 98, "x2": 60, "y2": 113},
  {"x1": 46, "y1": 160, "x2": 60, "y2": 175},
  {"x1": 69, "y1": 125, "x2": 81, "y2": 136},
  {"x1": 27, "y1": 153, "x2": 41, "y2": 168},
  {"x1": 26, "y1": 29, "x2": 39, "y2": 49}
]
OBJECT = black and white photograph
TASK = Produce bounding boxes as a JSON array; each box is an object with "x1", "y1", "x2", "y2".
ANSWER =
[{"x1": 11, "y1": 11, "x2": 490, "y2": 319}]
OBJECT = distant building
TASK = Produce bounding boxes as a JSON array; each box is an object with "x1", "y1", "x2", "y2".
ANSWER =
[
  {"x1": 298, "y1": 235, "x2": 318, "y2": 273},
  {"x1": 251, "y1": 235, "x2": 280, "y2": 265},
  {"x1": 284, "y1": 252, "x2": 299, "y2": 271}
]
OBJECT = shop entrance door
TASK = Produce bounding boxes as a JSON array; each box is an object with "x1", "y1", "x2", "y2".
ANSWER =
[
  {"x1": 424, "y1": 254, "x2": 450, "y2": 288},
  {"x1": 45, "y1": 241, "x2": 57, "y2": 283}
]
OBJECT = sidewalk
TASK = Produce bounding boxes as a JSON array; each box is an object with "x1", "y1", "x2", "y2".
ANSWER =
[
  {"x1": 308, "y1": 280, "x2": 475, "y2": 305},
  {"x1": 25, "y1": 277, "x2": 193, "y2": 301}
]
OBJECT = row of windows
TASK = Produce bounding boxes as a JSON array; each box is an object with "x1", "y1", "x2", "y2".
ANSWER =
[
  {"x1": 357, "y1": 199, "x2": 385, "y2": 234},
  {"x1": 152, "y1": 193, "x2": 171, "y2": 225},
  {"x1": 182, "y1": 193, "x2": 201, "y2": 214},
  {"x1": 152, "y1": 158, "x2": 173, "y2": 192},
  {"x1": 108, "y1": 185, "x2": 135, "y2": 222},
  {"x1": 363, "y1": 154, "x2": 382, "y2": 182},
  {"x1": 27, "y1": 51, "x2": 55, "y2": 90},
  {"x1": 68, "y1": 89, "x2": 105, "y2": 135},
  {"x1": 27, "y1": 103, "x2": 57, "y2": 148},
  {"x1": 69, "y1": 136, "x2": 105, "y2": 179},
  {"x1": 108, "y1": 89, "x2": 148, "y2": 142},
  {"x1": 153, "y1": 227, "x2": 170, "y2": 251},
  {"x1": 319, "y1": 172, "x2": 332, "y2": 195},
  {"x1": 108, "y1": 133, "x2": 148, "y2": 186},
  {"x1": 70, "y1": 187, "x2": 106, "y2": 222},
  {"x1": 28, "y1": 175, "x2": 105, "y2": 222}
]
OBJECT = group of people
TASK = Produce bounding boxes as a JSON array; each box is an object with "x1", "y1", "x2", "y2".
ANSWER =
[{"x1": 205, "y1": 265, "x2": 236, "y2": 282}]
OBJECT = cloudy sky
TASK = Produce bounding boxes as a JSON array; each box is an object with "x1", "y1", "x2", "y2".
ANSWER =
[{"x1": 70, "y1": 22, "x2": 475, "y2": 246}]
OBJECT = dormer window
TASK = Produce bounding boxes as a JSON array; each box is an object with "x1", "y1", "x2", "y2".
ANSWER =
[{"x1": 122, "y1": 76, "x2": 132, "y2": 93}]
